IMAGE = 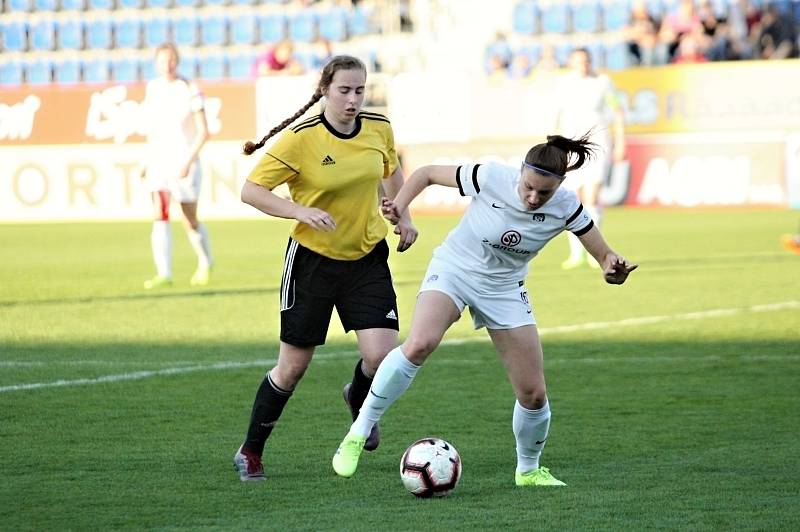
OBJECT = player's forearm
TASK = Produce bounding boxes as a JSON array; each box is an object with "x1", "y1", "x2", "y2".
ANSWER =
[
  {"x1": 391, "y1": 166, "x2": 433, "y2": 214},
  {"x1": 577, "y1": 225, "x2": 614, "y2": 264},
  {"x1": 241, "y1": 180, "x2": 299, "y2": 220}
]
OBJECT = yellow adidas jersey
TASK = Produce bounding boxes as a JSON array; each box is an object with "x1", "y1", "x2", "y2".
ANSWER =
[{"x1": 247, "y1": 111, "x2": 400, "y2": 260}]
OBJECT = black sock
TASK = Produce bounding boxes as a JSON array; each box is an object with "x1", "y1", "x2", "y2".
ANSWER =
[
  {"x1": 347, "y1": 359, "x2": 373, "y2": 418},
  {"x1": 243, "y1": 372, "x2": 292, "y2": 456}
]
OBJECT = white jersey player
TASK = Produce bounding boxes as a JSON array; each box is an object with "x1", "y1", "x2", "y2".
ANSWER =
[
  {"x1": 556, "y1": 48, "x2": 626, "y2": 270},
  {"x1": 139, "y1": 43, "x2": 213, "y2": 289},
  {"x1": 332, "y1": 133, "x2": 637, "y2": 487}
]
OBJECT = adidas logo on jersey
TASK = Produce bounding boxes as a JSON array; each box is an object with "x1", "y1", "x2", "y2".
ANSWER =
[
  {"x1": 321, "y1": 155, "x2": 336, "y2": 166},
  {"x1": 385, "y1": 309, "x2": 397, "y2": 320}
]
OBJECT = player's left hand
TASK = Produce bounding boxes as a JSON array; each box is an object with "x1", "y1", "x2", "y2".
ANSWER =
[
  {"x1": 381, "y1": 197, "x2": 401, "y2": 224},
  {"x1": 602, "y1": 254, "x2": 638, "y2": 285},
  {"x1": 394, "y1": 218, "x2": 418, "y2": 252}
]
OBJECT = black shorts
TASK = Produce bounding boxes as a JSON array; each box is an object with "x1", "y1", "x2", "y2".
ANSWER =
[{"x1": 279, "y1": 238, "x2": 399, "y2": 347}]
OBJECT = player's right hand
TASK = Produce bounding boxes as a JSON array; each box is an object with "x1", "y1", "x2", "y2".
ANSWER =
[
  {"x1": 297, "y1": 207, "x2": 336, "y2": 232},
  {"x1": 381, "y1": 197, "x2": 401, "y2": 225}
]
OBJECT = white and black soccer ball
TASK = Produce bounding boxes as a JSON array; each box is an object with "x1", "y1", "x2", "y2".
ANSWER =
[{"x1": 399, "y1": 437, "x2": 461, "y2": 498}]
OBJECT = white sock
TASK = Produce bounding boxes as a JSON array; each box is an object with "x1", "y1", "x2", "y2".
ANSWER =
[
  {"x1": 151, "y1": 221, "x2": 172, "y2": 279},
  {"x1": 513, "y1": 399, "x2": 551, "y2": 473},
  {"x1": 350, "y1": 347, "x2": 420, "y2": 438},
  {"x1": 187, "y1": 223, "x2": 213, "y2": 270},
  {"x1": 566, "y1": 231, "x2": 584, "y2": 261}
]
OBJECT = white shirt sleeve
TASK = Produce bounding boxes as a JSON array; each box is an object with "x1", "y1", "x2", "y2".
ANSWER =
[
  {"x1": 187, "y1": 81, "x2": 205, "y2": 112},
  {"x1": 565, "y1": 201, "x2": 594, "y2": 235},
  {"x1": 455, "y1": 162, "x2": 489, "y2": 197}
]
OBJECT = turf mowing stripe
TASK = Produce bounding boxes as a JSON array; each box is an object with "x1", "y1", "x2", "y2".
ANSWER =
[{"x1": 2, "y1": 300, "x2": 797, "y2": 394}]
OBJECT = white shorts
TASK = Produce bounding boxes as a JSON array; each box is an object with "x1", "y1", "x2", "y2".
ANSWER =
[
  {"x1": 419, "y1": 258, "x2": 535, "y2": 330},
  {"x1": 146, "y1": 161, "x2": 202, "y2": 204}
]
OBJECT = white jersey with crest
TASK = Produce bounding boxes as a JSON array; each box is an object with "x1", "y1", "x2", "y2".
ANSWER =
[{"x1": 432, "y1": 162, "x2": 593, "y2": 290}]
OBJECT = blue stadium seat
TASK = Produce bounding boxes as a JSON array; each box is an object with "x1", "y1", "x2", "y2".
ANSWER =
[
  {"x1": 230, "y1": 12, "x2": 256, "y2": 45},
  {"x1": 586, "y1": 41, "x2": 606, "y2": 70},
  {"x1": 555, "y1": 42, "x2": 574, "y2": 65},
  {"x1": 231, "y1": 0, "x2": 252, "y2": 5},
  {"x1": 60, "y1": 0, "x2": 85, "y2": 10},
  {"x1": 114, "y1": 17, "x2": 142, "y2": 49},
  {"x1": 198, "y1": 52, "x2": 226, "y2": 80},
  {"x1": 512, "y1": 1, "x2": 539, "y2": 34},
  {"x1": 54, "y1": 57, "x2": 81, "y2": 84},
  {"x1": 205, "y1": 0, "x2": 227, "y2": 5},
  {"x1": 347, "y1": 6, "x2": 373, "y2": 36},
  {"x1": 200, "y1": 12, "x2": 227, "y2": 46},
  {"x1": 1, "y1": 18, "x2": 28, "y2": 52},
  {"x1": 6, "y1": 0, "x2": 31, "y2": 11},
  {"x1": 87, "y1": 0, "x2": 114, "y2": 9},
  {"x1": 144, "y1": 0, "x2": 170, "y2": 7},
  {"x1": 86, "y1": 16, "x2": 113, "y2": 49},
  {"x1": 520, "y1": 43, "x2": 542, "y2": 64},
  {"x1": 319, "y1": 6, "x2": 348, "y2": 41},
  {"x1": 603, "y1": 1, "x2": 629, "y2": 32},
  {"x1": 541, "y1": 4, "x2": 569, "y2": 34},
  {"x1": 174, "y1": 0, "x2": 199, "y2": 7},
  {"x1": 83, "y1": 55, "x2": 111, "y2": 83},
  {"x1": 172, "y1": 13, "x2": 199, "y2": 46},
  {"x1": 176, "y1": 53, "x2": 198, "y2": 79},
  {"x1": 289, "y1": 11, "x2": 317, "y2": 42},
  {"x1": 33, "y1": 0, "x2": 58, "y2": 10},
  {"x1": 25, "y1": 57, "x2": 53, "y2": 85},
  {"x1": 143, "y1": 15, "x2": 169, "y2": 47},
  {"x1": 30, "y1": 17, "x2": 56, "y2": 51},
  {"x1": 604, "y1": 41, "x2": 630, "y2": 70},
  {"x1": 0, "y1": 58, "x2": 24, "y2": 86},
  {"x1": 258, "y1": 13, "x2": 287, "y2": 44},
  {"x1": 572, "y1": 2, "x2": 601, "y2": 33},
  {"x1": 57, "y1": 17, "x2": 84, "y2": 51},
  {"x1": 118, "y1": 0, "x2": 142, "y2": 8},
  {"x1": 111, "y1": 56, "x2": 139, "y2": 82},
  {"x1": 227, "y1": 50, "x2": 255, "y2": 79}
]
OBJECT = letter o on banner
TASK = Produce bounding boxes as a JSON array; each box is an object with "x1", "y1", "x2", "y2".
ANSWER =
[{"x1": 13, "y1": 164, "x2": 49, "y2": 207}]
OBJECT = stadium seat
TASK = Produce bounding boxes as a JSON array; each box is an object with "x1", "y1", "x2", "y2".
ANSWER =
[
  {"x1": 144, "y1": 0, "x2": 170, "y2": 8},
  {"x1": 6, "y1": 0, "x2": 31, "y2": 11},
  {"x1": 205, "y1": 0, "x2": 228, "y2": 6},
  {"x1": 25, "y1": 57, "x2": 53, "y2": 85},
  {"x1": 111, "y1": 55, "x2": 139, "y2": 82},
  {"x1": 347, "y1": 6, "x2": 374, "y2": 37},
  {"x1": 143, "y1": 14, "x2": 169, "y2": 48},
  {"x1": 571, "y1": 2, "x2": 601, "y2": 33},
  {"x1": 0, "y1": 57, "x2": 24, "y2": 86},
  {"x1": 603, "y1": 1, "x2": 629, "y2": 32},
  {"x1": 174, "y1": 0, "x2": 199, "y2": 7},
  {"x1": 319, "y1": 6, "x2": 348, "y2": 42},
  {"x1": 82, "y1": 54, "x2": 111, "y2": 83},
  {"x1": 60, "y1": 0, "x2": 85, "y2": 10},
  {"x1": 230, "y1": 12, "x2": 256, "y2": 45},
  {"x1": 86, "y1": 15, "x2": 113, "y2": 50},
  {"x1": 227, "y1": 49, "x2": 255, "y2": 79},
  {"x1": 586, "y1": 41, "x2": 606, "y2": 70},
  {"x1": 604, "y1": 41, "x2": 630, "y2": 70},
  {"x1": 87, "y1": 0, "x2": 114, "y2": 9},
  {"x1": 198, "y1": 51, "x2": 226, "y2": 80},
  {"x1": 172, "y1": 12, "x2": 199, "y2": 47},
  {"x1": 541, "y1": 4, "x2": 570, "y2": 34},
  {"x1": 289, "y1": 11, "x2": 318, "y2": 43},
  {"x1": 56, "y1": 16, "x2": 84, "y2": 51},
  {"x1": 555, "y1": 41, "x2": 574, "y2": 65},
  {"x1": 258, "y1": 13, "x2": 287, "y2": 44},
  {"x1": 33, "y1": 0, "x2": 58, "y2": 11},
  {"x1": 200, "y1": 11, "x2": 228, "y2": 46},
  {"x1": 1, "y1": 17, "x2": 28, "y2": 52},
  {"x1": 54, "y1": 56, "x2": 81, "y2": 85},
  {"x1": 30, "y1": 16, "x2": 56, "y2": 51},
  {"x1": 231, "y1": 0, "x2": 253, "y2": 5},
  {"x1": 512, "y1": 0, "x2": 539, "y2": 34},
  {"x1": 176, "y1": 52, "x2": 198, "y2": 79},
  {"x1": 118, "y1": 0, "x2": 143, "y2": 8},
  {"x1": 114, "y1": 16, "x2": 142, "y2": 49}
]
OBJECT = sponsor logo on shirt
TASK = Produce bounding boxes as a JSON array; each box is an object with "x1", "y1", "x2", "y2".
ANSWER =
[
  {"x1": 482, "y1": 230, "x2": 530, "y2": 255},
  {"x1": 321, "y1": 155, "x2": 336, "y2": 166}
]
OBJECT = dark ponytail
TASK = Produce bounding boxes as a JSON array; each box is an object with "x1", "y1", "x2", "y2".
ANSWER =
[
  {"x1": 523, "y1": 131, "x2": 598, "y2": 177},
  {"x1": 242, "y1": 54, "x2": 367, "y2": 156}
]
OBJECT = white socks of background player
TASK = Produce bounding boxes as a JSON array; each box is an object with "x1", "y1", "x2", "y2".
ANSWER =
[
  {"x1": 513, "y1": 399, "x2": 551, "y2": 473},
  {"x1": 151, "y1": 221, "x2": 172, "y2": 279},
  {"x1": 350, "y1": 347, "x2": 420, "y2": 438},
  {"x1": 187, "y1": 223, "x2": 213, "y2": 270}
]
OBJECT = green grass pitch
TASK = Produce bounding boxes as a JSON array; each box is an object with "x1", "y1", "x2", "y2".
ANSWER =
[{"x1": 1, "y1": 208, "x2": 799, "y2": 530}]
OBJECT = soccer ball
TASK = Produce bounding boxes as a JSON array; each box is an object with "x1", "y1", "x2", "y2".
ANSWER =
[{"x1": 399, "y1": 437, "x2": 462, "y2": 498}]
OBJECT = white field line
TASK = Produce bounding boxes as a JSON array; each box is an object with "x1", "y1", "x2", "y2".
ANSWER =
[{"x1": 1, "y1": 300, "x2": 798, "y2": 394}]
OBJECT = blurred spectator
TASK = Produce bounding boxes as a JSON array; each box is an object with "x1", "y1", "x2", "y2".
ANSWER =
[
  {"x1": 486, "y1": 53, "x2": 509, "y2": 81},
  {"x1": 756, "y1": 3, "x2": 799, "y2": 59},
  {"x1": 485, "y1": 31, "x2": 513, "y2": 73},
  {"x1": 530, "y1": 43, "x2": 560, "y2": 75},
  {"x1": 672, "y1": 33, "x2": 709, "y2": 63},
  {"x1": 311, "y1": 37, "x2": 334, "y2": 70},
  {"x1": 625, "y1": 0, "x2": 660, "y2": 66},
  {"x1": 508, "y1": 52, "x2": 533, "y2": 80},
  {"x1": 252, "y1": 40, "x2": 305, "y2": 77},
  {"x1": 657, "y1": 0, "x2": 703, "y2": 63}
]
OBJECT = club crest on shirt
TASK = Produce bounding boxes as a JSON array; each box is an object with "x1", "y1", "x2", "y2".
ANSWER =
[{"x1": 532, "y1": 213, "x2": 546, "y2": 222}]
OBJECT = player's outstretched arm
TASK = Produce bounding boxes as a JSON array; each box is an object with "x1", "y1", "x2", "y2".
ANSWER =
[
  {"x1": 381, "y1": 167, "x2": 419, "y2": 252},
  {"x1": 577, "y1": 225, "x2": 638, "y2": 285},
  {"x1": 381, "y1": 165, "x2": 460, "y2": 223}
]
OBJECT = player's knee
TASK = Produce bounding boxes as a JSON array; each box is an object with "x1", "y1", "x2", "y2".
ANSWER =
[
  {"x1": 272, "y1": 364, "x2": 307, "y2": 390},
  {"x1": 401, "y1": 335, "x2": 439, "y2": 365},
  {"x1": 517, "y1": 387, "x2": 548, "y2": 410}
]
